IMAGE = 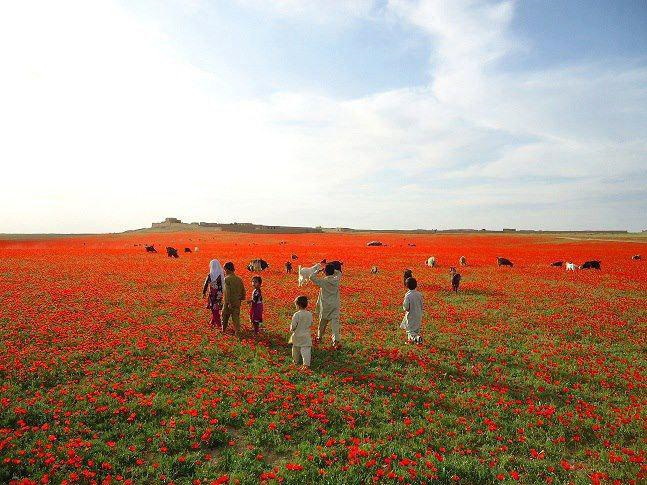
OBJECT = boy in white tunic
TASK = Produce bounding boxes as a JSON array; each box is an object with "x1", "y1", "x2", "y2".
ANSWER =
[
  {"x1": 309, "y1": 261, "x2": 342, "y2": 348},
  {"x1": 290, "y1": 295, "x2": 313, "y2": 369},
  {"x1": 402, "y1": 277, "x2": 423, "y2": 344}
]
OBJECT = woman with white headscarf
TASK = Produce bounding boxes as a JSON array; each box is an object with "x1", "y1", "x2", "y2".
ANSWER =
[{"x1": 202, "y1": 259, "x2": 225, "y2": 329}]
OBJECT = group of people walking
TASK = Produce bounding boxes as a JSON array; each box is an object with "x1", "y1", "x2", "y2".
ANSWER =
[
  {"x1": 202, "y1": 259, "x2": 423, "y2": 370},
  {"x1": 201, "y1": 260, "x2": 264, "y2": 337}
]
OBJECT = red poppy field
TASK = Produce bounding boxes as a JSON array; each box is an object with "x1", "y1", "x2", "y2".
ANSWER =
[{"x1": 0, "y1": 231, "x2": 645, "y2": 484}]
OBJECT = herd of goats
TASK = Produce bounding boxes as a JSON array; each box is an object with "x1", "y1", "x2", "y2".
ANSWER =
[{"x1": 140, "y1": 243, "x2": 641, "y2": 293}]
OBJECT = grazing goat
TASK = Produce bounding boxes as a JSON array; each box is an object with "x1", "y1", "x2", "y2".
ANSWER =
[
  {"x1": 184, "y1": 247, "x2": 191, "y2": 253},
  {"x1": 632, "y1": 255, "x2": 641, "y2": 260},
  {"x1": 371, "y1": 266, "x2": 378, "y2": 274},
  {"x1": 166, "y1": 247, "x2": 179, "y2": 258},
  {"x1": 145, "y1": 245, "x2": 156, "y2": 253},
  {"x1": 497, "y1": 257, "x2": 513, "y2": 267},
  {"x1": 551, "y1": 261, "x2": 563, "y2": 267},
  {"x1": 566, "y1": 262, "x2": 577, "y2": 271},
  {"x1": 426, "y1": 257, "x2": 436, "y2": 267},
  {"x1": 449, "y1": 267, "x2": 461, "y2": 292},
  {"x1": 581, "y1": 260, "x2": 601, "y2": 270},
  {"x1": 459, "y1": 256, "x2": 467, "y2": 266},
  {"x1": 247, "y1": 259, "x2": 269, "y2": 272}
]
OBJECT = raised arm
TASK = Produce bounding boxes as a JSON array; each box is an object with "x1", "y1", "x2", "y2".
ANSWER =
[{"x1": 309, "y1": 263, "x2": 324, "y2": 286}]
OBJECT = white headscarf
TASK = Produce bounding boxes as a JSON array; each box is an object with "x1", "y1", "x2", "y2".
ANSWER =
[{"x1": 209, "y1": 259, "x2": 224, "y2": 286}]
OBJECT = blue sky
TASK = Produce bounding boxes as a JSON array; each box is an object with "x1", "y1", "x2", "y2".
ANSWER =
[
  {"x1": 1, "y1": 0, "x2": 646, "y2": 232},
  {"x1": 123, "y1": 0, "x2": 647, "y2": 98},
  {"x1": 121, "y1": 0, "x2": 431, "y2": 98}
]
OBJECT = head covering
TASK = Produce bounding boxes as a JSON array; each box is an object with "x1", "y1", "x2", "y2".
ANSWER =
[{"x1": 209, "y1": 259, "x2": 224, "y2": 286}]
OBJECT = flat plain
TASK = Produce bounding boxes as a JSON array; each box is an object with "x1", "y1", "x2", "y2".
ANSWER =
[{"x1": 0, "y1": 232, "x2": 645, "y2": 484}]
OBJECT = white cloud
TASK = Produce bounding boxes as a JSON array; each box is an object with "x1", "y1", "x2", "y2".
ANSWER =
[
  {"x1": 0, "y1": 1, "x2": 299, "y2": 231},
  {"x1": 235, "y1": 0, "x2": 376, "y2": 23}
]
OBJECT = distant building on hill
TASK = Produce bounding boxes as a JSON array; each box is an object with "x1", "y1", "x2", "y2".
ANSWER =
[
  {"x1": 152, "y1": 217, "x2": 183, "y2": 228},
  {"x1": 150, "y1": 217, "x2": 321, "y2": 233}
]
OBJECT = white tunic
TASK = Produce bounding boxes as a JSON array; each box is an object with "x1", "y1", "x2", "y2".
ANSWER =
[
  {"x1": 290, "y1": 309, "x2": 313, "y2": 347},
  {"x1": 402, "y1": 289, "x2": 423, "y2": 334},
  {"x1": 310, "y1": 265, "x2": 341, "y2": 320}
]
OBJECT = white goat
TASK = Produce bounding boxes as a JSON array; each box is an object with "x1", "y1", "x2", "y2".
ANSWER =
[{"x1": 298, "y1": 263, "x2": 320, "y2": 287}]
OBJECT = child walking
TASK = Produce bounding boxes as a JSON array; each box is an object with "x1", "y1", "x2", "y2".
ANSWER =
[
  {"x1": 222, "y1": 262, "x2": 246, "y2": 338},
  {"x1": 202, "y1": 259, "x2": 224, "y2": 330},
  {"x1": 248, "y1": 275, "x2": 264, "y2": 336},
  {"x1": 289, "y1": 295, "x2": 313, "y2": 369},
  {"x1": 401, "y1": 276, "x2": 423, "y2": 344}
]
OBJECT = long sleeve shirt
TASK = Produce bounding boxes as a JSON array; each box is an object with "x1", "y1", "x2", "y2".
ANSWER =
[
  {"x1": 202, "y1": 274, "x2": 223, "y2": 296},
  {"x1": 224, "y1": 273, "x2": 245, "y2": 308},
  {"x1": 290, "y1": 310, "x2": 313, "y2": 347},
  {"x1": 202, "y1": 275, "x2": 211, "y2": 296},
  {"x1": 310, "y1": 264, "x2": 341, "y2": 319},
  {"x1": 402, "y1": 289, "x2": 423, "y2": 330}
]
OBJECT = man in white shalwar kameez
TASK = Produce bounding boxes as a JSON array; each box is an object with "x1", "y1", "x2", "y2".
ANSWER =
[
  {"x1": 309, "y1": 261, "x2": 342, "y2": 347},
  {"x1": 402, "y1": 276, "x2": 423, "y2": 344}
]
